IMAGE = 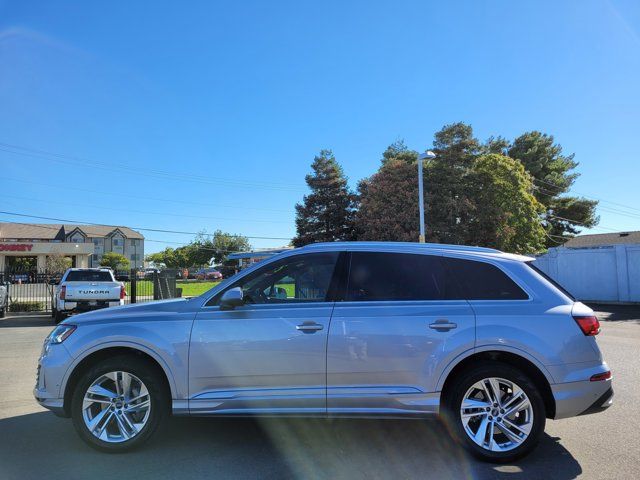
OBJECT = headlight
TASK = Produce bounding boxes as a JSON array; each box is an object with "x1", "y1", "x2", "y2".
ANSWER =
[{"x1": 47, "y1": 324, "x2": 77, "y2": 344}]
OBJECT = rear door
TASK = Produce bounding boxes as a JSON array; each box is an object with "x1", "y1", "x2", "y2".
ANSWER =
[{"x1": 326, "y1": 251, "x2": 475, "y2": 415}]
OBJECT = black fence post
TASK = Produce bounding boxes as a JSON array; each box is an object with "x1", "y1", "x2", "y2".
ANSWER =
[{"x1": 130, "y1": 268, "x2": 137, "y2": 304}]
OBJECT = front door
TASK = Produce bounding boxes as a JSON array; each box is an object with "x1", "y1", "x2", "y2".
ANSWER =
[
  {"x1": 189, "y1": 252, "x2": 341, "y2": 415},
  {"x1": 327, "y1": 251, "x2": 476, "y2": 415}
]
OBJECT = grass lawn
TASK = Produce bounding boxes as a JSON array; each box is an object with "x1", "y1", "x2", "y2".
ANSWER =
[
  {"x1": 124, "y1": 280, "x2": 294, "y2": 299},
  {"x1": 177, "y1": 281, "x2": 220, "y2": 297}
]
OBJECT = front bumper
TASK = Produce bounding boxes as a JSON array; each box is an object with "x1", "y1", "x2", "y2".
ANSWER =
[{"x1": 34, "y1": 342, "x2": 74, "y2": 417}]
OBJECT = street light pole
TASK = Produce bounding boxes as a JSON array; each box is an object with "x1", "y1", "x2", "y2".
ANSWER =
[{"x1": 417, "y1": 151, "x2": 436, "y2": 243}]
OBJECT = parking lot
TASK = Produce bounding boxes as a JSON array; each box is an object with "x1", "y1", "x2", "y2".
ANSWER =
[{"x1": 0, "y1": 307, "x2": 638, "y2": 480}]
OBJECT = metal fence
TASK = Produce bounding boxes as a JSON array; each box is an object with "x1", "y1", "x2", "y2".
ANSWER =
[{"x1": 1, "y1": 268, "x2": 179, "y2": 313}]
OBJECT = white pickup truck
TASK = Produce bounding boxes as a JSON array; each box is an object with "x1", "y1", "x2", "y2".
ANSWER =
[{"x1": 52, "y1": 268, "x2": 125, "y2": 323}]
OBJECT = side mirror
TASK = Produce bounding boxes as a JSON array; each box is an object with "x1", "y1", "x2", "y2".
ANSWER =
[{"x1": 219, "y1": 287, "x2": 244, "y2": 310}]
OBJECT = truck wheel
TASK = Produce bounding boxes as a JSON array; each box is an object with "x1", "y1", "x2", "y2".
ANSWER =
[
  {"x1": 0, "y1": 307, "x2": 4, "y2": 319},
  {"x1": 54, "y1": 310, "x2": 66, "y2": 324},
  {"x1": 442, "y1": 361, "x2": 546, "y2": 463},
  {"x1": 71, "y1": 355, "x2": 169, "y2": 452},
  {"x1": 51, "y1": 307, "x2": 56, "y2": 319}
]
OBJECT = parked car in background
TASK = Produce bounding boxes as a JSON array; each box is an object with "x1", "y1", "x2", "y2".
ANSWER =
[
  {"x1": 143, "y1": 267, "x2": 160, "y2": 279},
  {"x1": 0, "y1": 280, "x2": 7, "y2": 318},
  {"x1": 35, "y1": 242, "x2": 612, "y2": 461},
  {"x1": 195, "y1": 267, "x2": 222, "y2": 281},
  {"x1": 51, "y1": 268, "x2": 125, "y2": 323},
  {"x1": 114, "y1": 271, "x2": 130, "y2": 282}
]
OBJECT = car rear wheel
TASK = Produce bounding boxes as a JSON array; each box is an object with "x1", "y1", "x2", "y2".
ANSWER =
[
  {"x1": 443, "y1": 362, "x2": 546, "y2": 463},
  {"x1": 71, "y1": 356, "x2": 168, "y2": 452}
]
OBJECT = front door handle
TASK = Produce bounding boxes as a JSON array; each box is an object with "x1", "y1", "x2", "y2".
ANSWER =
[
  {"x1": 429, "y1": 320, "x2": 458, "y2": 331},
  {"x1": 296, "y1": 322, "x2": 324, "y2": 333}
]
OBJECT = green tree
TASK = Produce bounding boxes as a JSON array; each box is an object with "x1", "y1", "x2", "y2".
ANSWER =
[
  {"x1": 191, "y1": 230, "x2": 251, "y2": 265},
  {"x1": 100, "y1": 252, "x2": 130, "y2": 271},
  {"x1": 45, "y1": 254, "x2": 72, "y2": 272},
  {"x1": 469, "y1": 154, "x2": 546, "y2": 253},
  {"x1": 508, "y1": 131, "x2": 598, "y2": 245},
  {"x1": 427, "y1": 122, "x2": 481, "y2": 244},
  {"x1": 293, "y1": 150, "x2": 356, "y2": 247},
  {"x1": 146, "y1": 231, "x2": 251, "y2": 268},
  {"x1": 146, "y1": 248, "x2": 190, "y2": 269},
  {"x1": 355, "y1": 158, "x2": 422, "y2": 241}
]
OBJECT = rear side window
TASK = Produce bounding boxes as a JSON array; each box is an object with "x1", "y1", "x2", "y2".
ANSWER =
[
  {"x1": 526, "y1": 262, "x2": 575, "y2": 300},
  {"x1": 65, "y1": 271, "x2": 113, "y2": 282},
  {"x1": 443, "y1": 257, "x2": 528, "y2": 300},
  {"x1": 346, "y1": 252, "x2": 458, "y2": 301}
]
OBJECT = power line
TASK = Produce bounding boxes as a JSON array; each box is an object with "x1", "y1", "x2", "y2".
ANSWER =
[
  {"x1": 532, "y1": 177, "x2": 640, "y2": 215},
  {"x1": 0, "y1": 144, "x2": 306, "y2": 193},
  {"x1": 0, "y1": 193, "x2": 293, "y2": 224},
  {"x1": 0, "y1": 175, "x2": 293, "y2": 214},
  {"x1": 0, "y1": 210, "x2": 292, "y2": 240}
]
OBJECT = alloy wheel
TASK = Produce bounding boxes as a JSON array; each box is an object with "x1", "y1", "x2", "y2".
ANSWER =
[
  {"x1": 82, "y1": 371, "x2": 151, "y2": 443},
  {"x1": 459, "y1": 377, "x2": 534, "y2": 452}
]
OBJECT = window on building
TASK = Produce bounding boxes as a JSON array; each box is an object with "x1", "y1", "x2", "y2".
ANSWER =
[
  {"x1": 113, "y1": 238, "x2": 123, "y2": 246},
  {"x1": 130, "y1": 239, "x2": 140, "y2": 247}
]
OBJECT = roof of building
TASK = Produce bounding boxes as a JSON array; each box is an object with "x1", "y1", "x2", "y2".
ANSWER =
[
  {"x1": 0, "y1": 223, "x2": 144, "y2": 240},
  {"x1": 62, "y1": 225, "x2": 144, "y2": 239},
  {"x1": 563, "y1": 231, "x2": 640, "y2": 248}
]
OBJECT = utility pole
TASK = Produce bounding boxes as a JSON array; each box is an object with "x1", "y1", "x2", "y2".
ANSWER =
[{"x1": 417, "y1": 151, "x2": 436, "y2": 243}]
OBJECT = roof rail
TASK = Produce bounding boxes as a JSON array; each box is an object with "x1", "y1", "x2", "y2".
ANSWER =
[{"x1": 299, "y1": 241, "x2": 501, "y2": 254}]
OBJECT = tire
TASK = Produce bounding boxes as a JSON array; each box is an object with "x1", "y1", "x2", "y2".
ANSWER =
[
  {"x1": 54, "y1": 310, "x2": 66, "y2": 324},
  {"x1": 0, "y1": 307, "x2": 4, "y2": 318},
  {"x1": 442, "y1": 361, "x2": 546, "y2": 463},
  {"x1": 70, "y1": 355, "x2": 169, "y2": 453},
  {"x1": 51, "y1": 307, "x2": 56, "y2": 319}
]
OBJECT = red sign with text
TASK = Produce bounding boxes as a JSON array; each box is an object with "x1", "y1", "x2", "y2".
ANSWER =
[{"x1": 0, "y1": 244, "x2": 34, "y2": 252}]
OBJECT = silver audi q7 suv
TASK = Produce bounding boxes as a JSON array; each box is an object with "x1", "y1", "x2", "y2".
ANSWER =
[{"x1": 35, "y1": 242, "x2": 613, "y2": 462}]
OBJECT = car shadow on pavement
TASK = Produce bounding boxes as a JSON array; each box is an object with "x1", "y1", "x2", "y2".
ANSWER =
[
  {"x1": 0, "y1": 413, "x2": 581, "y2": 480},
  {"x1": 589, "y1": 304, "x2": 640, "y2": 323},
  {"x1": 0, "y1": 315, "x2": 53, "y2": 328}
]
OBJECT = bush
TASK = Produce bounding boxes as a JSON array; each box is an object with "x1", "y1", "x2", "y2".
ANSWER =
[{"x1": 9, "y1": 301, "x2": 46, "y2": 312}]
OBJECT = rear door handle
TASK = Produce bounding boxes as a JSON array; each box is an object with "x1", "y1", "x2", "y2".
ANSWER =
[
  {"x1": 296, "y1": 322, "x2": 324, "y2": 333},
  {"x1": 429, "y1": 320, "x2": 458, "y2": 331}
]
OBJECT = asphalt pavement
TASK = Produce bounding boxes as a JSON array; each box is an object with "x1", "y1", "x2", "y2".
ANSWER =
[{"x1": 0, "y1": 306, "x2": 638, "y2": 480}]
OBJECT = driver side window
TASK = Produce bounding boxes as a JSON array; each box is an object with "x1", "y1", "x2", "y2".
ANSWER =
[{"x1": 208, "y1": 252, "x2": 340, "y2": 306}]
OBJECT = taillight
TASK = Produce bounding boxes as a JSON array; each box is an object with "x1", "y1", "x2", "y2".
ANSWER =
[
  {"x1": 120, "y1": 285, "x2": 126, "y2": 299},
  {"x1": 590, "y1": 371, "x2": 612, "y2": 382},
  {"x1": 573, "y1": 315, "x2": 600, "y2": 336},
  {"x1": 60, "y1": 286, "x2": 66, "y2": 300}
]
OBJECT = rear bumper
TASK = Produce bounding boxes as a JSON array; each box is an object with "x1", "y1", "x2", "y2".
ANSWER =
[
  {"x1": 59, "y1": 300, "x2": 122, "y2": 313},
  {"x1": 578, "y1": 387, "x2": 614, "y2": 416},
  {"x1": 552, "y1": 378, "x2": 613, "y2": 419}
]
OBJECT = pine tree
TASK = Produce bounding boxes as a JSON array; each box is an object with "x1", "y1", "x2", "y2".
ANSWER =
[
  {"x1": 292, "y1": 150, "x2": 356, "y2": 247},
  {"x1": 508, "y1": 132, "x2": 599, "y2": 246}
]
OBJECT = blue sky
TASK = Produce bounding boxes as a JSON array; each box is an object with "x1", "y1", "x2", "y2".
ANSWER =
[{"x1": 1, "y1": 0, "x2": 639, "y2": 253}]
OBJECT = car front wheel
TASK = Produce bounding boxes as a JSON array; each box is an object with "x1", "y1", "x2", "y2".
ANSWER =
[
  {"x1": 443, "y1": 362, "x2": 546, "y2": 463},
  {"x1": 71, "y1": 356, "x2": 168, "y2": 452}
]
